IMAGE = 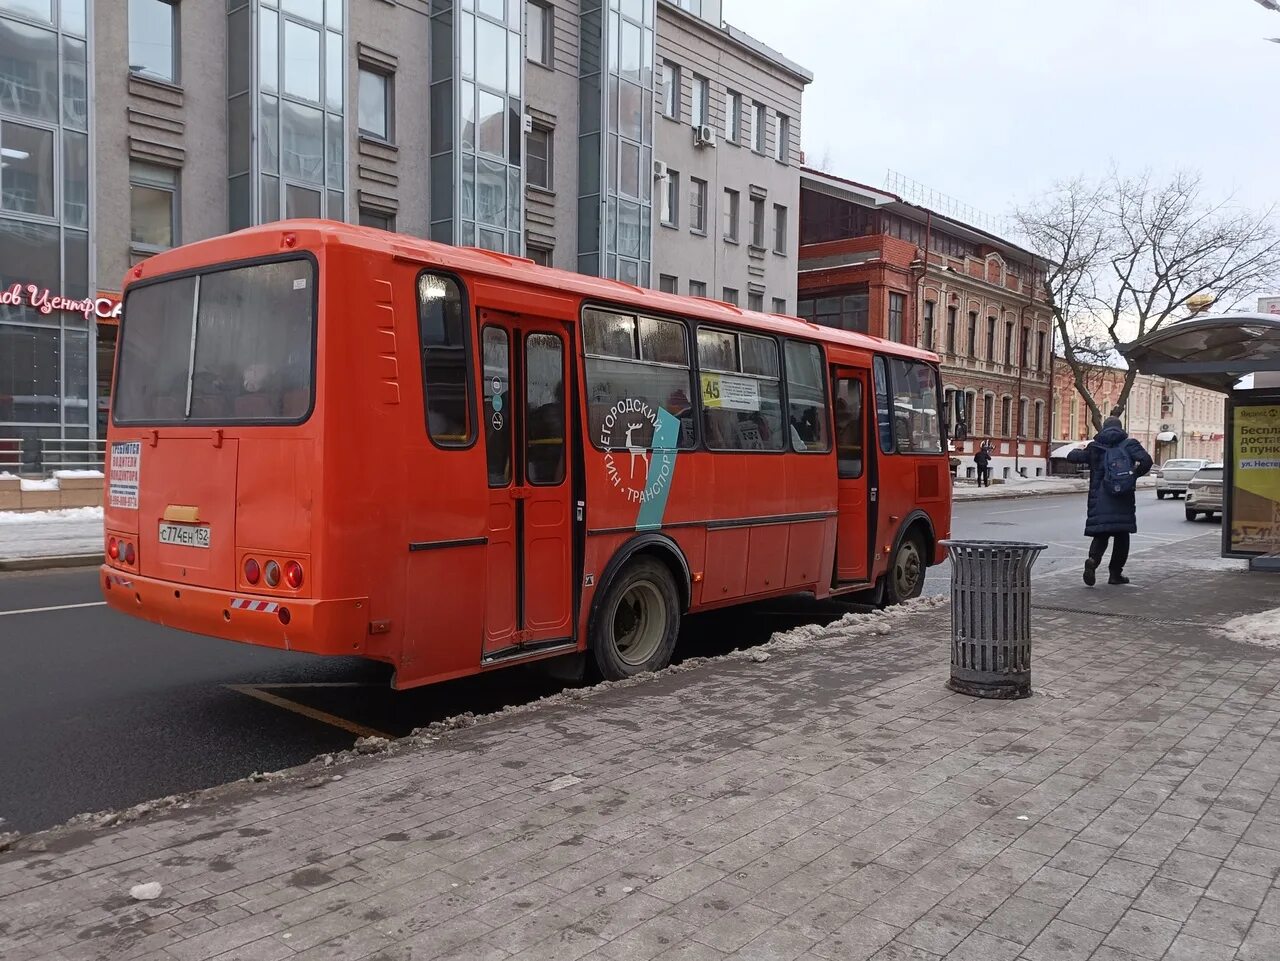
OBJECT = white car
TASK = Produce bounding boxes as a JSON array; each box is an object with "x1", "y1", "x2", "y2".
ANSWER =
[
  {"x1": 1155, "y1": 458, "x2": 1208, "y2": 499},
  {"x1": 1185, "y1": 464, "x2": 1224, "y2": 522}
]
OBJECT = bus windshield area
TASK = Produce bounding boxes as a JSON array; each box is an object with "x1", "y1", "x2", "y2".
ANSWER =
[{"x1": 113, "y1": 258, "x2": 315, "y2": 424}]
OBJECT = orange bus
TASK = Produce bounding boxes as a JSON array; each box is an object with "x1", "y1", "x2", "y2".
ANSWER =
[{"x1": 102, "y1": 221, "x2": 952, "y2": 689}]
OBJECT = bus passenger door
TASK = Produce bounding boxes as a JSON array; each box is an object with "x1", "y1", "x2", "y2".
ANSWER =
[
  {"x1": 833, "y1": 369, "x2": 870, "y2": 583},
  {"x1": 479, "y1": 312, "x2": 574, "y2": 659}
]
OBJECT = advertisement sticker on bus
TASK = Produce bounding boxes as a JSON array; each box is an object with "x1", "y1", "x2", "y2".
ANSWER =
[
  {"x1": 109, "y1": 441, "x2": 141, "y2": 509},
  {"x1": 701, "y1": 372, "x2": 760, "y2": 412}
]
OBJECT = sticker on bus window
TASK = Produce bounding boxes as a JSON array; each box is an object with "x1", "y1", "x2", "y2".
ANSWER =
[
  {"x1": 292, "y1": 278, "x2": 307, "y2": 290},
  {"x1": 701, "y1": 373, "x2": 760, "y2": 412},
  {"x1": 109, "y1": 441, "x2": 141, "y2": 510}
]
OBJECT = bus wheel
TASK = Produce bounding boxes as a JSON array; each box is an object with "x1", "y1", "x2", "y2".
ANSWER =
[
  {"x1": 883, "y1": 532, "x2": 925, "y2": 606},
  {"x1": 591, "y1": 557, "x2": 680, "y2": 680}
]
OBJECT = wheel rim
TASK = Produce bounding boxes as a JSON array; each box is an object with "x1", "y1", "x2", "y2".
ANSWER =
[
  {"x1": 894, "y1": 541, "x2": 922, "y2": 598},
  {"x1": 611, "y1": 579, "x2": 667, "y2": 667}
]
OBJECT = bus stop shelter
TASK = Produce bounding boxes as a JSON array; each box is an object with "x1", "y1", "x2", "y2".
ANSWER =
[{"x1": 1123, "y1": 313, "x2": 1280, "y2": 572}]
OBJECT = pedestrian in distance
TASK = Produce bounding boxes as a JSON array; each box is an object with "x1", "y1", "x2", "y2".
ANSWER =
[
  {"x1": 974, "y1": 443, "x2": 992, "y2": 488},
  {"x1": 1067, "y1": 415, "x2": 1153, "y2": 586}
]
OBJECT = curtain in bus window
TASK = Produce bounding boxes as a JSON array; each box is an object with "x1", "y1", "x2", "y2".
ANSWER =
[
  {"x1": 418, "y1": 273, "x2": 473, "y2": 446},
  {"x1": 889, "y1": 358, "x2": 943, "y2": 454},
  {"x1": 583, "y1": 308, "x2": 694, "y2": 450},
  {"x1": 697, "y1": 329, "x2": 783, "y2": 452},
  {"x1": 784, "y1": 341, "x2": 830, "y2": 452},
  {"x1": 835, "y1": 378, "x2": 864, "y2": 478},
  {"x1": 113, "y1": 275, "x2": 196, "y2": 422},
  {"x1": 190, "y1": 260, "x2": 314, "y2": 420},
  {"x1": 525, "y1": 333, "x2": 565, "y2": 485},
  {"x1": 873, "y1": 356, "x2": 893, "y2": 453}
]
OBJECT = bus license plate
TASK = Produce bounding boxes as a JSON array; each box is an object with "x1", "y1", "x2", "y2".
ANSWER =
[{"x1": 158, "y1": 522, "x2": 211, "y2": 549}]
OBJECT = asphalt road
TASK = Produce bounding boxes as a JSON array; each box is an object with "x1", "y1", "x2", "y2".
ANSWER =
[{"x1": 0, "y1": 491, "x2": 1213, "y2": 834}]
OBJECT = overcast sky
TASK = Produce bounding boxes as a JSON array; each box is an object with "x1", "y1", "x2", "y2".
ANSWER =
[{"x1": 724, "y1": 0, "x2": 1279, "y2": 223}]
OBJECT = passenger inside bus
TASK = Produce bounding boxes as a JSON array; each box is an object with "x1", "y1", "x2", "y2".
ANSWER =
[{"x1": 527, "y1": 381, "x2": 565, "y2": 483}]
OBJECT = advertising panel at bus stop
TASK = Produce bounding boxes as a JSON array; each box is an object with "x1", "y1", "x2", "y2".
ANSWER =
[{"x1": 1227, "y1": 398, "x2": 1280, "y2": 558}]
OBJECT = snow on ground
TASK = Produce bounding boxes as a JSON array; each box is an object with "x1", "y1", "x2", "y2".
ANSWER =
[
  {"x1": 52, "y1": 469, "x2": 104, "y2": 479},
  {"x1": 1217, "y1": 609, "x2": 1280, "y2": 649},
  {"x1": 953, "y1": 476, "x2": 1089, "y2": 500},
  {"x1": 17, "y1": 478, "x2": 58, "y2": 492},
  {"x1": 0, "y1": 507, "x2": 103, "y2": 560}
]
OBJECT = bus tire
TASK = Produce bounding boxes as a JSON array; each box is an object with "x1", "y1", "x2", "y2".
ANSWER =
[
  {"x1": 882, "y1": 530, "x2": 926, "y2": 606},
  {"x1": 590, "y1": 557, "x2": 680, "y2": 681}
]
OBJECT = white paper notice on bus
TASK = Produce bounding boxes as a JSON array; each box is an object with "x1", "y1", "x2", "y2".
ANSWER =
[
  {"x1": 109, "y1": 441, "x2": 141, "y2": 509},
  {"x1": 701, "y1": 373, "x2": 760, "y2": 412}
]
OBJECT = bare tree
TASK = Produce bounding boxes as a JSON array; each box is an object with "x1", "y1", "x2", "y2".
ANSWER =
[{"x1": 1016, "y1": 170, "x2": 1280, "y2": 431}]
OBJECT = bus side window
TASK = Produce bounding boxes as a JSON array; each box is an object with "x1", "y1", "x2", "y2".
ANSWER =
[
  {"x1": 784, "y1": 341, "x2": 831, "y2": 453},
  {"x1": 835, "y1": 378, "x2": 863, "y2": 478},
  {"x1": 417, "y1": 272, "x2": 474, "y2": 447},
  {"x1": 873, "y1": 356, "x2": 893, "y2": 454}
]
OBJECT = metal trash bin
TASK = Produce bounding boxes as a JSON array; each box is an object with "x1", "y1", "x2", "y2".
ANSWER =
[{"x1": 940, "y1": 540, "x2": 1047, "y2": 699}]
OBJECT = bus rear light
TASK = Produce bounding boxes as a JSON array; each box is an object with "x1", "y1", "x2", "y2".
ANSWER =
[
  {"x1": 264, "y1": 560, "x2": 281, "y2": 587},
  {"x1": 107, "y1": 537, "x2": 118, "y2": 560},
  {"x1": 244, "y1": 558, "x2": 261, "y2": 585},
  {"x1": 123, "y1": 542, "x2": 136, "y2": 565},
  {"x1": 284, "y1": 560, "x2": 304, "y2": 589}
]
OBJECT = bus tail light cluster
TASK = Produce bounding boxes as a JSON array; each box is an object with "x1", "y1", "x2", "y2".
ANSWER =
[
  {"x1": 108, "y1": 536, "x2": 136, "y2": 566},
  {"x1": 243, "y1": 556, "x2": 304, "y2": 592}
]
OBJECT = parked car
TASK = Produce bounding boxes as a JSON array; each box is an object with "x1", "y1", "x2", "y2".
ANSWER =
[
  {"x1": 1155, "y1": 458, "x2": 1208, "y2": 499},
  {"x1": 1185, "y1": 463, "x2": 1224, "y2": 521}
]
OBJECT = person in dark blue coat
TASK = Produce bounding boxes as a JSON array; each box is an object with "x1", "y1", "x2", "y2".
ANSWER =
[{"x1": 1066, "y1": 416, "x2": 1153, "y2": 586}]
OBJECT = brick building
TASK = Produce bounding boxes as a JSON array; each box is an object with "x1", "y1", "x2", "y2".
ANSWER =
[
  {"x1": 1052, "y1": 364, "x2": 1226, "y2": 464},
  {"x1": 797, "y1": 170, "x2": 1055, "y2": 478}
]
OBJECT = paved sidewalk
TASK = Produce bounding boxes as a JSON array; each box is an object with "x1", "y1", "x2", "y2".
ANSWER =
[{"x1": 3, "y1": 535, "x2": 1279, "y2": 961}]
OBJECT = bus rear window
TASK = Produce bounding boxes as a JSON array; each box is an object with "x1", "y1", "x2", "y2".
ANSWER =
[{"x1": 114, "y1": 258, "x2": 315, "y2": 424}]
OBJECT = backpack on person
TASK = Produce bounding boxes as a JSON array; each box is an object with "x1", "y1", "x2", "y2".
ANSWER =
[{"x1": 1102, "y1": 444, "x2": 1137, "y2": 494}]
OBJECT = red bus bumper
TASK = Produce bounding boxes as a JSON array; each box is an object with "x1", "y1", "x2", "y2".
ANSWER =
[{"x1": 100, "y1": 566, "x2": 370, "y2": 657}]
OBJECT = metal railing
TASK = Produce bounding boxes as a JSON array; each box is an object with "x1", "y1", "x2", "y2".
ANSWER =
[
  {"x1": 0, "y1": 437, "x2": 21, "y2": 475},
  {"x1": 39, "y1": 438, "x2": 106, "y2": 473}
]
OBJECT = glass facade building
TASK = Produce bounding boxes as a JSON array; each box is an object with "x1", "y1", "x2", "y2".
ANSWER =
[{"x1": 0, "y1": 0, "x2": 91, "y2": 468}]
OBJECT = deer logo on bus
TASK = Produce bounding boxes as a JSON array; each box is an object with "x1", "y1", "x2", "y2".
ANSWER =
[
  {"x1": 624, "y1": 422, "x2": 649, "y2": 479},
  {"x1": 600, "y1": 398, "x2": 674, "y2": 507}
]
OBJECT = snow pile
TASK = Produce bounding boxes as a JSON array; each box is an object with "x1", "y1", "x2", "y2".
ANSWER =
[
  {"x1": 129, "y1": 882, "x2": 163, "y2": 901},
  {"x1": 53, "y1": 469, "x2": 104, "y2": 479},
  {"x1": 0, "y1": 506, "x2": 103, "y2": 524},
  {"x1": 1217, "y1": 609, "x2": 1280, "y2": 649},
  {"x1": 18, "y1": 478, "x2": 58, "y2": 492}
]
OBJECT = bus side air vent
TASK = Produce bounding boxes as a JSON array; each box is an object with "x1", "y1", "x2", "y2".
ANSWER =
[{"x1": 917, "y1": 463, "x2": 940, "y2": 500}]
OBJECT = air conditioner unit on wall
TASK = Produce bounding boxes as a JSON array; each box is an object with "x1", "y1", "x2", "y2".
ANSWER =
[
  {"x1": 653, "y1": 160, "x2": 669, "y2": 180},
  {"x1": 693, "y1": 124, "x2": 716, "y2": 148}
]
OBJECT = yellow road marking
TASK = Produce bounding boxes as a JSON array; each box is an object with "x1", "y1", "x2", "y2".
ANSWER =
[{"x1": 224, "y1": 683, "x2": 393, "y2": 740}]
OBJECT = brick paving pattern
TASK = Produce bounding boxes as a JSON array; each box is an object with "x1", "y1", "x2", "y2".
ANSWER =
[{"x1": 1, "y1": 533, "x2": 1278, "y2": 960}]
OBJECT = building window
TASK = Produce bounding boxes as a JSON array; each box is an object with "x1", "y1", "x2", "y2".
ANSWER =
[
  {"x1": 357, "y1": 66, "x2": 392, "y2": 141},
  {"x1": 752, "y1": 102, "x2": 766, "y2": 153},
  {"x1": 1001, "y1": 396, "x2": 1012, "y2": 436},
  {"x1": 526, "y1": 244, "x2": 552, "y2": 266},
  {"x1": 922, "y1": 301, "x2": 935, "y2": 350},
  {"x1": 967, "y1": 312, "x2": 978, "y2": 359},
  {"x1": 750, "y1": 196, "x2": 765, "y2": 247},
  {"x1": 1021, "y1": 326, "x2": 1030, "y2": 369},
  {"x1": 1037, "y1": 329, "x2": 1048, "y2": 371},
  {"x1": 724, "y1": 89, "x2": 741, "y2": 142},
  {"x1": 525, "y1": 0, "x2": 553, "y2": 67},
  {"x1": 1034, "y1": 400, "x2": 1044, "y2": 439},
  {"x1": 984, "y1": 394, "x2": 995, "y2": 436},
  {"x1": 661, "y1": 61, "x2": 680, "y2": 120},
  {"x1": 527, "y1": 124, "x2": 552, "y2": 189},
  {"x1": 691, "y1": 74, "x2": 709, "y2": 127},
  {"x1": 797, "y1": 290, "x2": 868, "y2": 333},
  {"x1": 1005, "y1": 321, "x2": 1014, "y2": 366},
  {"x1": 0, "y1": 121, "x2": 55, "y2": 218},
  {"x1": 773, "y1": 204, "x2": 788, "y2": 254},
  {"x1": 772, "y1": 297, "x2": 786, "y2": 314},
  {"x1": 985, "y1": 316, "x2": 995, "y2": 360},
  {"x1": 129, "y1": 162, "x2": 178, "y2": 251},
  {"x1": 661, "y1": 169, "x2": 679, "y2": 226},
  {"x1": 129, "y1": 0, "x2": 178, "y2": 84},
  {"x1": 659, "y1": 274, "x2": 678, "y2": 293},
  {"x1": 888, "y1": 292, "x2": 905, "y2": 343},
  {"x1": 689, "y1": 177, "x2": 707, "y2": 233},
  {"x1": 775, "y1": 113, "x2": 790, "y2": 163},
  {"x1": 748, "y1": 291, "x2": 764, "y2": 312},
  {"x1": 689, "y1": 279, "x2": 706, "y2": 298},
  {"x1": 359, "y1": 208, "x2": 395, "y2": 231},
  {"x1": 722, "y1": 287, "x2": 739, "y2": 306},
  {"x1": 1018, "y1": 398, "x2": 1029, "y2": 437},
  {"x1": 723, "y1": 188, "x2": 739, "y2": 242},
  {"x1": 946, "y1": 306, "x2": 957, "y2": 354}
]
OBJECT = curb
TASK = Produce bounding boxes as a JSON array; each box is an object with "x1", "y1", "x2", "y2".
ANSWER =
[
  {"x1": 952, "y1": 487, "x2": 1087, "y2": 503},
  {"x1": 0, "y1": 554, "x2": 102, "y2": 573}
]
